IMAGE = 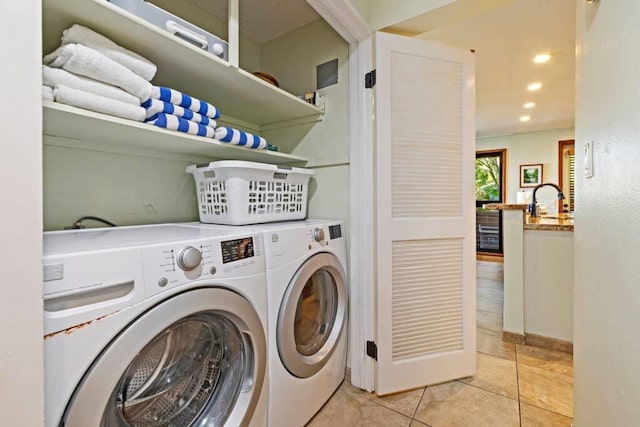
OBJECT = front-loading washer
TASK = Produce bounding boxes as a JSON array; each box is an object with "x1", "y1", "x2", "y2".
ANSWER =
[
  {"x1": 253, "y1": 219, "x2": 348, "y2": 427},
  {"x1": 43, "y1": 224, "x2": 269, "y2": 427}
]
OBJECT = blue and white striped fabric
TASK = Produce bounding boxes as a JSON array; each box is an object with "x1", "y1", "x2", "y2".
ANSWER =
[
  {"x1": 214, "y1": 127, "x2": 267, "y2": 149},
  {"x1": 141, "y1": 98, "x2": 217, "y2": 128},
  {"x1": 146, "y1": 113, "x2": 215, "y2": 138},
  {"x1": 151, "y1": 86, "x2": 220, "y2": 119}
]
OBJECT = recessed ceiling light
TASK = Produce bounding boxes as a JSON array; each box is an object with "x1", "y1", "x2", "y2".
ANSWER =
[
  {"x1": 520, "y1": 115, "x2": 531, "y2": 122},
  {"x1": 533, "y1": 53, "x2": 551, "y2": 64},
  {"x1": 524, "y1": 102, "x2": 536, "y2": 109},
  {"x1": 528, "y1": 82, "x2": 542, "y2": 91}
]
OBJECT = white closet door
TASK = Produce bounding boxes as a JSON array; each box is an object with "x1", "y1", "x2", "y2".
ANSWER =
[{"x1": 374, "y1": 32, "x2": 476, "y2": 395}]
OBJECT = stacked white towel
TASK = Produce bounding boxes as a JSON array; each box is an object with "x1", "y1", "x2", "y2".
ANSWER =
[
  {"x1": 214, "y1": 127, "x2": 268, "y2": 149},
  {"x1": 53, "y1": 85, "x2": 146, "y2": 122},
  {"x1": 61, "y1": 24, "x2": 157, "y2": 81},
  {"x1": 43, "y1": 65, "x2": 139, "y2": 105},
  {"x1": 43, "y1": 24, "x2": 157, "y2": 121},
  {"x1": 44, "y1": 44, "x2": 152, "y2": 101},
  {"x1": 42, "y1": 85, "x2": 54, "y2": 102}
]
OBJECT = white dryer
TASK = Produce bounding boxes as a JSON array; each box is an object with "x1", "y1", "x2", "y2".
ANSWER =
[
  {"x1": 43, "y1": 224, "x2": 269, "y2": 427},
  {"x1": 258, "y1": 219, "x2": 349, "y2": 427}
]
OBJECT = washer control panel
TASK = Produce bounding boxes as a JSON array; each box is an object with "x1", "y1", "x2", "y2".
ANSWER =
[
  {"x1": 264, "y1": 222, "x2": 345, "y2": 269},
  {"x1": 143, "y1": 233, "x2": 264, "y2": 297},
  {"x1": 307, "y1": 224, "x2": 341, "y2": 248}
]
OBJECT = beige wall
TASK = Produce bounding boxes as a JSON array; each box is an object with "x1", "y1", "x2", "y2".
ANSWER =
[
  {"x1": 43, "y1": 141, "x2": 203, "y2": 230},
  {"x1": 260, "y1": 19, "x2": 350, "y2": 228},
  {"x1": 349, "y1": 0, "x2": 371, "y2": 25},
  {"x1": 0, "y1": 0, "x2": 45, "y2": 425},
  {"x1": 523, "y1": 230, "x2": 573, "y2": 341},
  {"x1": 476, "y1": 128, "x2": 574, "y2": 204},
  {"x1": 367, "y1": 0, "x2": 454, "y2": 31},
  {"x1": 574, "y1": 1, "x2": 640, "y2": 424}
]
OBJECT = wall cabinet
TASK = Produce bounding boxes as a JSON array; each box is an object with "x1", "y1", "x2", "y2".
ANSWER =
[{"x1": 43, "y1": 0, "x2": 324, "y2": 165}]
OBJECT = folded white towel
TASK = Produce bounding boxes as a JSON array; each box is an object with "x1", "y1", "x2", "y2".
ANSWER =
[
  {"x1": 151, "y1": 86, "x2": 220, "y2": 119},
  {"x1": 214, "y1": 127, "x2": 267, "y2": 149},
  {"x1": 61, "y1": 24, "x2": 157, "y2": 81},
  {"x1": 42, "y1": 65, "x2": 139, "y2": 105},
  {"x1": 44, "y1": 44, "x2": 151, "y2": 101},
  {"x1": 42, "y1": 85, "x2": 54, "y2": 102},
  {"x1": 146, "y1": 113, "x2": 215, "y2": 138},
  {"x1": 141, "y1": 98, "x2": 217, "y2": 128},
  {"x1": 53, "y1": 84, "x2": 146, "y2": 122}
]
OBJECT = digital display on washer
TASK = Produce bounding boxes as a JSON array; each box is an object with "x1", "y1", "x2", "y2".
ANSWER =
[
  {"x1": 329, "y1": 225, "x2": 342, "y2": 239},
  {"x1": 221, "y1": 237, "x2": 254, "y2": 263}
]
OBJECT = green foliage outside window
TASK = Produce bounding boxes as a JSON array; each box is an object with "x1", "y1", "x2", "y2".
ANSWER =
[{"x1": 476, "y1": 156, "x2": 500, "y2": 201}]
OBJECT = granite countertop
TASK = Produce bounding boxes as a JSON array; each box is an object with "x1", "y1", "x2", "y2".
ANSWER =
[
  {"x1": 483, "y1": 204, "x2": 574, "y2": 231},
  {"x1": 484, "y1": 203, "x2": 528, "y2": 210},
  {"x1": 525, "y1": 215, "x2": 574, "y2": 232}
]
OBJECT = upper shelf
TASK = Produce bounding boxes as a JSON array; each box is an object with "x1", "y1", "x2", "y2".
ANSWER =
[
  {"x1": 43, "y1": 101, "x2": 308, "y2": 165},
  {"x1": 42, "y1": 0, "x2": 323, "y2": 127}
]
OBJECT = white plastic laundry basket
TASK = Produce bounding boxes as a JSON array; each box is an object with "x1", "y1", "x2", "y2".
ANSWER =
[{"x1": 186, "y1": 160, "x2": 314, "y2": 225}]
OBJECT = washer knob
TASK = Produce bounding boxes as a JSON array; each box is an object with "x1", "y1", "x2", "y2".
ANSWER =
[
  {"x1": 177, "y1": 246, "x2": 202, "y2": 271},
  {"x1": 313, "y1": 228, "x2": 325, "y2": 242}
]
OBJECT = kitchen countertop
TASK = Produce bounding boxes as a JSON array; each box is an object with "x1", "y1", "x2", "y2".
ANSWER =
[
  {"x1": 483, "y1": 203, "x2": 574, "y2": 231},
  {"x1": 484, "y1": 203, "x2": 528, "y2": 210},
  {"x1": 524, "y1": 216, "x2": 574, "y2": 231}
]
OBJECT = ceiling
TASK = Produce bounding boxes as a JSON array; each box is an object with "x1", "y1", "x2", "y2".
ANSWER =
[
  {"x1": 183, "y1": 0, "x2": 575, "y2": 139},
  {"x1": 413, "y1": 0, "x2": 576, "y2": 138}
]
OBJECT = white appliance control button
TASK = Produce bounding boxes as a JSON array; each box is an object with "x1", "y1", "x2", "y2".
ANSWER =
[
  {"x1": 177, "y1": 246, "x2": 202, "y2": 271},
  {"x1": 313, "y1": 228, "x2": 325, "y2": 242},
  {"x1": 209, "y1": 266, "x2": 217, "y2": 275},
  {"x1": 158, "y1": 277, "x2": 168, "y2": 287}
]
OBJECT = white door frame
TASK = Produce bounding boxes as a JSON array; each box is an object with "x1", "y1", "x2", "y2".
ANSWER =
[
  {"x1": 305, "y1": 0, "x2": 375, "y2": 391},
  {"x1": 346, "y1": 36, "x2": 375, "y2": 391}
]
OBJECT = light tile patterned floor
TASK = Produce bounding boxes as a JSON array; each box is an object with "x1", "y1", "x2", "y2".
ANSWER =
[{"x1": 307, "y1": 261, "x2": 574, "y2": 427}]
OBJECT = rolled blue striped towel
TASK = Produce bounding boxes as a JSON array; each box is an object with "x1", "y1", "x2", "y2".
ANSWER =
[
  {"x1": 141, "y1": 98, "x2": 217, "y2": 128},
  {"x1": 146, "y1": 113, "x2": 215, "y2": 138},
  {"x1": 214, "y1": 127, "x2": 267, "y2": 149},
  {"x1": 151, "y1": 86, "x2": 220, "y2": 119}
]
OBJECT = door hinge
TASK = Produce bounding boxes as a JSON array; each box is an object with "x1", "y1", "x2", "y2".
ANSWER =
[
  {"x1": 365, "y1": 70, "x2": 376, "y2": 89},
  {"x1": 366, "y1": 340, "x2": 377, "y2": 360}
]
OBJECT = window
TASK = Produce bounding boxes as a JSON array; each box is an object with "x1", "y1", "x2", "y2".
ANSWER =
[
  {"x1": 476, "y1": 150, "x2": 506, "y2": 254},
  {"x1": 558, "y1": 140, "x2": 575, "y2": 212}
]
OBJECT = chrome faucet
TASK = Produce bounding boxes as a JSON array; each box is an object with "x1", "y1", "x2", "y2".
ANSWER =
[{"x1": 529, "y1": 182, "x2": 566, "y2": 217}]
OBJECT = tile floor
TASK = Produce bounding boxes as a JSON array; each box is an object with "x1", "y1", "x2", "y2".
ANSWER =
[{"x1": 307, "y1": 261, "x2": 574, "y2": 427}]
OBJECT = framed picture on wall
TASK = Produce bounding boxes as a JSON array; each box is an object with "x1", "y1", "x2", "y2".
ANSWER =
[{"x1": 519, "y1": 164, "x2": 543, "y2": 187}]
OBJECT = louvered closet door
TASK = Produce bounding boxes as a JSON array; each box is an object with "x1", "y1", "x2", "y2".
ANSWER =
[{"x1": 374, "y1": 32, "x2": 476, "y2": 395}]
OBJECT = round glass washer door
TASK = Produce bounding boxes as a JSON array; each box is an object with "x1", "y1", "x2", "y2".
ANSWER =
[
  {"x1": 62, "y1": 288, "x2": 266, "y2": 427},
  {"x1": 277, "y1": 252, "x2": 348, "y2": 378}
]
